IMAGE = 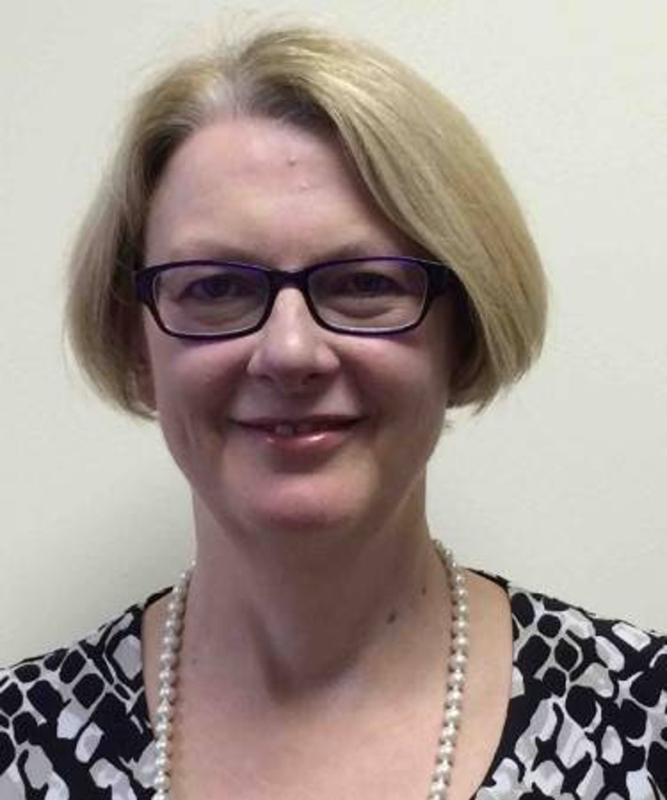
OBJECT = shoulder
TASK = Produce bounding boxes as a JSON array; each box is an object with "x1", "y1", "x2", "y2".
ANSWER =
[
  {"x1": 477, "y1": 572, "x2": 667, "y2": 799},
  {"x1": 0, "y1": 590, "x2": 167, "y2": 798},
  {"x1": 505, "y1": 578, "x2": 667, "y2": 706}
]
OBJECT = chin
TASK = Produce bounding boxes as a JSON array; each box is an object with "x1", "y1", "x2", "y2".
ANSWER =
[
  {"x1": 201, "y1": 471, "x2": 376, "y2": 543},
  {"x1": 253, "y1": 487, "x2": 363, "y2": 537}
]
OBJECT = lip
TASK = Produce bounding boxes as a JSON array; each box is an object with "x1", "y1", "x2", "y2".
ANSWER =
[
  {"x1": 235, "y1": 415, "x2": 362, "y2": 431},
  {"x1": 232, "y1": 415, "x2": 364, "y2": 455}
]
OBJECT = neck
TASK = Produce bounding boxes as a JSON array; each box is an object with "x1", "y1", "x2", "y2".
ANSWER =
[{"x1": 181, "y1": 492, "x2": 450, "y2": 701}]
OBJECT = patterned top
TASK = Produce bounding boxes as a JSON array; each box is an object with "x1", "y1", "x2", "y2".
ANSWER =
[{"x1": 1, "y1": 573, "x2": 666, "y2": 799}]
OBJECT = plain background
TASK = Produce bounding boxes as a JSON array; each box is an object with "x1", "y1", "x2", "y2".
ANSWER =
[{"x1": 1, "y1": 1, "x2": 665, "y2": 665}]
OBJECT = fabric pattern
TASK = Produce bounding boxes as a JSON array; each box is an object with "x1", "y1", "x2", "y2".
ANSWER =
[{"x1": 1, "y1": 574, "x2": 666, "y2": 799}]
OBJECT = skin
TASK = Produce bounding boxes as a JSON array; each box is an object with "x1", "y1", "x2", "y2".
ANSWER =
[{"x1": 139, "y1": 117, "x2": 512, "y2": 799}]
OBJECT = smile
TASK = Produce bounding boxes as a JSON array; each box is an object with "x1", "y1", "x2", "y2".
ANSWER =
[{"x1": 236, "y1": 416, "x2": 361, "y2": 439}]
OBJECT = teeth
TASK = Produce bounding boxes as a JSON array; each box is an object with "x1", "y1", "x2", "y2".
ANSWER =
[{"x1": 269, "y1": 421, "x2": 339, "y2": 437}]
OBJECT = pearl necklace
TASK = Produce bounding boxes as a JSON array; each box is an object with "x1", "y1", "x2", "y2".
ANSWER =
[{"x1": 152, "y1": 541, "x2": 469, "y2": 800}]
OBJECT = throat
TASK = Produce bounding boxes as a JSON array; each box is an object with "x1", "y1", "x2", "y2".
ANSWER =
[{"x1": 170, "y1": 534, "x2": 445, "y2": 699}]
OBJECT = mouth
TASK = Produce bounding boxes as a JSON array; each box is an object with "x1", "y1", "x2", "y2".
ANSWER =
[{"x1": 235, "y1": 416, "x2": 362, "y2": 439}]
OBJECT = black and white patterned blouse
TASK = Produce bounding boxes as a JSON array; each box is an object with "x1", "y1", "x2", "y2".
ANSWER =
[{"x1": 1, "y1": 573, "x2": 666, "y2": 799}]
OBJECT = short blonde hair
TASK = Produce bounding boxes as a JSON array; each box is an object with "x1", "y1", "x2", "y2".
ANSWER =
[{"x1": 65, "y1": 25, "x2": 547, "y2": 417}]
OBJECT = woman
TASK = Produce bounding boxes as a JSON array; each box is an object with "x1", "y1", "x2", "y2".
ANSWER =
[{"x1": 1, "y1": 24, "x2": 665, "y2": 800}]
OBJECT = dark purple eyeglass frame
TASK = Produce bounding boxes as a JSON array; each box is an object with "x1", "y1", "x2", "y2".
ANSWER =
[{"x1": 133, "y1": 256, "x2": 454, "y2": 341}]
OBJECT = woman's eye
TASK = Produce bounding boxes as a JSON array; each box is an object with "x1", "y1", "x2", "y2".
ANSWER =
[
  {"x1": 182, "y1": 275, "x2": 252, "y2": 301},
  {"x1": 338, "y1": 272, "x2": 403, "y2": 296}
]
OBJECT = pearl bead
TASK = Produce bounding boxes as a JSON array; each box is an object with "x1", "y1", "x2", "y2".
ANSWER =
[
  {"x1": 438, "y1": 740, "x2": 455, "y2": 760},
  {"x1": 448, "y1": 669, "x2": 465, "y2": 689},
  {"x1": 158, "y1": 667, "x2": 173, "y2": 682},
  {"x1": 159, "y1": 685, "x2": 177, "y2": 702},
  {"x1": 435, "y1": 760, "x2": 453, "y2": 778},
  {"x1": 455, "y1": 601, "x2": 469, "y2": 618},
  {"x1": 449, "y1": 651, "x2": 467, "y2": 670},
  {"x1": 453, "y1": 586, "x2": 468, "y2": 601},
  {"x1": 165, "y1": 623, "x2": 181, "y2": 638},
  {"x1": 453, "y1": 618, "x2": 468, "y2": 634},
  {"x1": 155, "y1": 737, "x2": 172, "y2": 755},
  {"x1": 154, "y1": 772, "x2": 171, "y2": 791},
  {"x1": 159, "y1": 651, "x2": 178, "y2": 668},
  {"x1": 161, "y1": 633, "x2": 179, "y2": 652},
  {"x1": 441, "y1": 722, "x2": 458, "y2": 741},
  {"x1": 157, "y1": 701, "x2": 174, "y2": 719},
  {"x1": 446, "y1": 687, "x2": 463, "y2": 706},
  {"x1": 155, "y1": 719, "x2": 172, "y2": 738}
]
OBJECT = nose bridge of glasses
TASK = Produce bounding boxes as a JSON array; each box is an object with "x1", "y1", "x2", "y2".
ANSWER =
[
  {"x1": 263, "y1": 267, "x2": 318, "y2": 319},
  {"x1": 268, "y1": 267, "x2": 310, "y2": 294}
]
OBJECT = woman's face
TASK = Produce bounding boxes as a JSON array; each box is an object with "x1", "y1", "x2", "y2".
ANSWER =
[{"x1": 142, "y1": 117, "x2": 457, "y2": 539}]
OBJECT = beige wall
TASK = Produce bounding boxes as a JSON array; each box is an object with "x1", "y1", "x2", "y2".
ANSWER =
[{"x1": 2, "y1": 1, "x2": 666, "y2": 664}]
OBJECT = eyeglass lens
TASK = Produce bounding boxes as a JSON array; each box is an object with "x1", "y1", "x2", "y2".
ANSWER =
[{"x1": 153, "y1": 259, "x2": 429, "y2": 336}]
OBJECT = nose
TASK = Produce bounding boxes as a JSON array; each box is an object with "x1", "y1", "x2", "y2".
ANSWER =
[{"x1": 246, "y1": 287, "x2": 340, "y2": 393}]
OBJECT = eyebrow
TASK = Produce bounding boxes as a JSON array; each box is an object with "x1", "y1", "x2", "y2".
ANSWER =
[{"x1": 164, "y1": 238, "x2": 405, "y2": 267}]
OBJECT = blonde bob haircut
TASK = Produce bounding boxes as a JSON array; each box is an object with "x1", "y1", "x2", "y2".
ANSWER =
[{"x1": 66, "y1": 25, "x2": 547, "y2": 418}]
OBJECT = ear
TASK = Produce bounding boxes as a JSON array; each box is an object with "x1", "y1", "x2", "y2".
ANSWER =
[
  {"x1": 134, "y1": 361, "x2": 157, "y2": 413},
  {"x1": 131, "y1": 325, "x2": 157, "y2": 413},
  {"x1": 443, "y1": 288, "x2": 476, "y2": 408}
]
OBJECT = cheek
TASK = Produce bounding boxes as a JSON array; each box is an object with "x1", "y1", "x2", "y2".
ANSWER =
[
  {"x1": 145, "y1": 322, "x2": 240, "y2": 403},
  {"x1": 352, "y1": 330, "x2": 451, "y2": 414},
  {"x1": 145, "y1": 335, "x2": 244, "y2": 448},
  {"x1": 381, "y1": 328, "x2": 451, "y2": 450}
]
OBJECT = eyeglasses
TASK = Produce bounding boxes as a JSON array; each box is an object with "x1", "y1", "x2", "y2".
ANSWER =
[{"x1": 134, "y1": 256, "x2": 453, "y2": 340}]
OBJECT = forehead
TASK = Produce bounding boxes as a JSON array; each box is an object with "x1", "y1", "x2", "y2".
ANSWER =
[
  {"x1": 163, "y1": 117, "x2": 339, "y2": 189},
  {"x1": 143, "y1": 117, "x2": 412, "y2": 265}
]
